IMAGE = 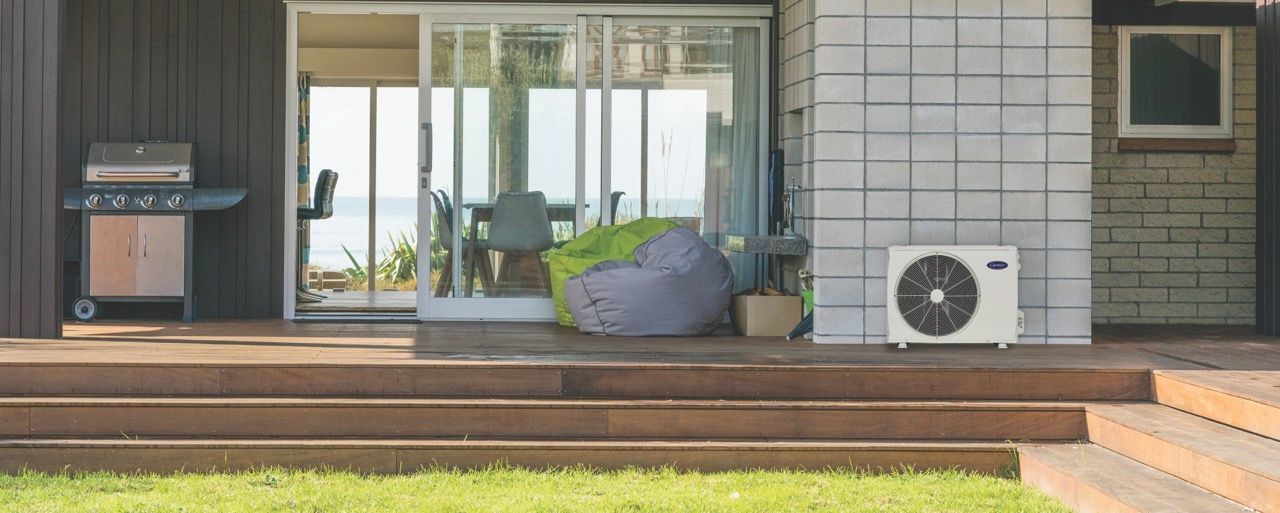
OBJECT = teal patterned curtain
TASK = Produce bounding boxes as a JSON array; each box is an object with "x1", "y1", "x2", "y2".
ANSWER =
[
  {"x1": 298, "y1": 72, "x2": 312, "y2": 205},
  {"x1": 298, "y1": 72, "x2": 313, "y2": 280}
]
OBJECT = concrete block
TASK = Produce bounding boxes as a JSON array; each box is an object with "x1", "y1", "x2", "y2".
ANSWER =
[
  {"x1": 1047, "y1": 250, "x2": 1092, "y2": 278},
  {"x1": 867, "y1": 76, "x2": 911, "y2": 103},
  {"x1": 1003, "y1": 48, "x2": 1047, "y2": 76},
  {"x1": 911, "y1": 191, "x2": 956, "y2": 218},
  {"x1": 813, "y1": 277, "x2": 866, "y2": 307},
  {"x1": 1048, "y1": 106, "x2": 1091, "y2": 134},
  {"x1": 1047, "y1": 308, "x2": 1092, "y2": 337},
  {"x1": 815, "y1": 103, "x2": 865, "y2": 132},
  {"x1": 866, "y1": 134, "x2": 910, "y2": 161},
  {"x1": 1003, "y1": 192, "x2": 1047, "y2": 220},
  {"x1": 957, "y1": 191, "x2": 1001, "y2": 219},
  {"x1": 957, "y1": 76, "x2": 1001, "y2": 104},
  {"x1": 1002, "y1": 220, "x2": 1048, "y2": 248},
  {"x1": 1020, "y1": 278, "x2": 1048, "y2": 307},
  {"x1": 1048, "y1": 279, "x2": 1092, "y2": 307},
  {"x1": 815, "y1": 74, "x2": 866, "y2": 103},
  {"x1": 1048, "y1": 192, "x2": 1091, "y2": 220},
  {"x1": 1002, "y1": 163, "x2": 1047, "y2": 191},
  {"x1": 866, "y1": 105, "x2": 911, "y2": 132},
  {"x1": 1049, "y1": 18, "x2": 1092, "y2": 48},
  {"x1": 816, "y1": 17, "x2": 866, "y2": 46},
  {"x1": 957, "y1": 162, "x2": 1001, "y2": 190},
  {"x1": 816, "y1": 132, "x2": 865, "y2": 161},
  {"x1": 1048, "y1": 48, "x2": 1092, "y2": 76},
  {"x1": 866, "y1": 161, "x2": 911, "y2": 188},
  {"x1": 911, "y1": 105, "x2": 957, "y2": 133},
  {"x1": 1002, "y1": 77, "x2": 1048, "y2": 104},
  {"x1": 867, "y1": 46, "x2": 911, "y2": 74},
  {"x1": 913, "y1": 0, "x2": 957, "y2": 17},
  {"x1": 1003, "y1": 19, "x2": 1047, "y2": 47},
  {"x1": 1048, "y1": 221, "x2": 1091, "y2": 249},
  {"x1": 1047, "y1": 163, "x2": 1092, "y2": 192},
  {"x1": 910, "y1": 220, "x2": 958, "y2": 244},
  {"x1": 911, "y1": 162, "x2": 956, "y2": 189},
  {"x1": 867, "y1": 190, "x2": 910, "y2": 218},
  {"x1": 865, "y1": 220, "x2": 911, "y2": 247},
  {"x1": 1048, "y1": 0, "x2": 1091, "y2": 18},
  {"x1": 912, "y1": 18, "x2": 956, "y2": 46},
  {"x1": 866, "y1": 0, "x2": 910, "y2": 16},
  {"x1": 816, "y1": 219, "x2": 867, "y2": 248},
  {"x1": 1003, "y1": 106, "x2": 1048, "y2": 133},
  {"x1": 911, "y1": 134, "x2": 957, "y2": 161},
  {"x1": 957, "y1": 19, "x2": 1002, "y2": 47},
  {"x1": 816, "y1": 46, "x2": 866, "y2": 75},
  {"x1": 957, "y1": 220, "x2": 1002, "y2": 244},
  {"x1": 1002, "y1": 135, "x2": 1047, "y2": 162},
  {"x1": 957, "y1": 106, "x2": 1001, "y2": 133},
  {"x1": 957, "y1": 0, "x2": 1001, "y2": 17},
  {"x1": 1048, "y1": 76, "x2": 1092, "y2": 105},
  {"x1": 956, "y1": 135, "x2": 1001, "y2": 162},
  {"x1": 1003, "y1": 0, "x2": 1047, "y2": 18},
  {"x1": 912, "y1": 47, "x2": 957, "y2": 75},
  {"x1": 912, "y1": 76, "x2": 957, "y2": 103},
  {"x1": 867, "y1": 17, "x2": 911, "y2": 46}
]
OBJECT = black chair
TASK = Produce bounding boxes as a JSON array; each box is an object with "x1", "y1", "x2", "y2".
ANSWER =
[
  {"x1": 431, "y1": 190, "x2": 493, "y2": 297},
  {"x1": 610, "y1": 191, "x2": 626, "y2": 225},
  {"x1": 297, "y1": 169, "x2": 338, "y2": 303}
]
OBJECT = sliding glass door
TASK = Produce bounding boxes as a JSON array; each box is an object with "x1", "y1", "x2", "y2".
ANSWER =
[{"x1": 412, "y1": 13, "x2": 766, "y2": 320}]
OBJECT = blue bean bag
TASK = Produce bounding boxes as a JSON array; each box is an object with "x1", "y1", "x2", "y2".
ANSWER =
[{"x1": 564, "y1": 228, "x2": 734, "y2": 336}]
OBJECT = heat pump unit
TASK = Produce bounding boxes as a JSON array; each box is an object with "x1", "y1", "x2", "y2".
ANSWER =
[{"x1": 887, "y1": 246, "x2": 1023, "y2": 349}]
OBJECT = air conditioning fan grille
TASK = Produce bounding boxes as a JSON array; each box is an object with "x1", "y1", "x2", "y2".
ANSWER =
[{"x1": 895, "y1": 254, "x2": 979, "y2": 337}]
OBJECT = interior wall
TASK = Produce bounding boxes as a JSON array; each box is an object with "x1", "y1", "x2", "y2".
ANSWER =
[
  {"x1": 60, "y1": 0, "x2": 286, "y2": 319},
  {"x1": 0, "y1": 0, "x2": 63, "y2": 338}
]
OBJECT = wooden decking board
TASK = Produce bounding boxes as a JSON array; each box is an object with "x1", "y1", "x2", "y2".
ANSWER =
[
  {"x1": 0, "y1": 439, "x2": 1016, "y2": 474},
  {"x1": 0, "y1": 364, "x2": 1152, "y2": 400},
  {"x1": 1018, "y1": 444, "x2": 1250, "y2": 513},
  {"x1": 1154, "y1": 371, "x2": 1280, "y2": 440},
  {"x1": 1086, "y1": 404, "x2": 1280, "y2": 512},
  {"x1": 3, "y1": 399, "x2": 1089, "y2": 441},
  {"x1": 15, "y1": 321, "x2": 1274, "y2": 370}
]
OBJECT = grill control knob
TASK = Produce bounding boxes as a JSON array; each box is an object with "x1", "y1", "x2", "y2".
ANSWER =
[
  {"x1": 86, "y1": 194, "x2": 103, "y2": 209},
  {"x1": 168, "y1": 194, "x2": 186, "y2": 209},
  {"x1": 113, "y1": 194, "x2": 130, "y2": 209},
  {"x1": 141, "y1": 194, "x2": 158, "y2": 209}
]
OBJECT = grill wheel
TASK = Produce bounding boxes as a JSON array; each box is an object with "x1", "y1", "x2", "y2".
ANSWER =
[{"x1": 895, "y1": 254, "x2": 979, "y2": 337}]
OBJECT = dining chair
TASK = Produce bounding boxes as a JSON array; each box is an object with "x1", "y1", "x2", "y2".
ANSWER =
[
  {"x1": 296, "y1": 169, "x2": 338, "y2": 304},
  {"x1": 431, "y1": 190, "x2": 493, "y2": 297},
  {"x1": 487, "y1": 191, "x2": 555, "y2": 297}
]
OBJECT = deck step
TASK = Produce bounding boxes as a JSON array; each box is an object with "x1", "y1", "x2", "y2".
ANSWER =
[
  {"x1": 1019, "y1": 444, "x2": 1250, "y2": 513},
  {"x1": 0, "y1": 363, "x2": 1152, "y2": 401},
  {"x1": 1154, "y1": 371, "x2": 1280, "y2": 440},
  {"x1": 1087, "y1": 403, "x2": 1280, "y2": 512},
  {"x1": 0, "y1": 439, "x2": 1018, "y2": 474},
  {"x1": 0, "y1": 398, "x2": 1087, "y2": 441}
]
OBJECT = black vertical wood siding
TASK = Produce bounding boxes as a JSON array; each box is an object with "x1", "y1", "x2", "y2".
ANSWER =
[
  {"x1": 1259, "y1": 0, "x2": 1280, "y2": 334},
  {"x1": 61, "y1": 0, "x2": 286, "y2": 319},
  {"x1": 0, "y1": 0, "x2": 63, "y2": 338}
]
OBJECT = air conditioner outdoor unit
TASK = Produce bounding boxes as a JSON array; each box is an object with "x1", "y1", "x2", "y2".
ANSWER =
[{"x1": 887, "y1": 246, "x2": 1023, "y2": 349}]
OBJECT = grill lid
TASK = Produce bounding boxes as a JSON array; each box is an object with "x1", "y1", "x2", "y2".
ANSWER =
[{"x1": 84, "y1": 142, "x2": 193, "y2": 183}]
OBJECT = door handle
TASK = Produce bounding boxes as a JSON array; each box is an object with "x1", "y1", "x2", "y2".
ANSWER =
[
  {"x1": 421, "y1": 122, "x2": 432, "y2": 175},
  {"x1": 143, "y1": 234, "x2": 148, "y2": 258},
  {"x1": 127, "y1": 234, "x2": 132, "y2": 257}
]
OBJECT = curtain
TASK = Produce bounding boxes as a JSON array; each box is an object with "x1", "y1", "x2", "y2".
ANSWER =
[
  {"x1": 298, "y1": 72, "x2": 313, "y2": 204},
  {"x1": 721, "y1": 27, "x2": 757, "y2": 290},
  {"x1": 297, "y1": 72, "x2": 312, "y2": 282}
]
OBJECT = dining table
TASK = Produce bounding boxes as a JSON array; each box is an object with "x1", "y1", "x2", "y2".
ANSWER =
[{"x1": 460, "y1": 202, "x2": 581, "y2": 297}]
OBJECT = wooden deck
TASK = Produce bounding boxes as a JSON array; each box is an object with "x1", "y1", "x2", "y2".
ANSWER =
[
  {"x1": 2, "y1": 322, "x2": 1279, "y2": 511},
  {"x1": 13, "y1": 321, "x2": 1278, "y2": 370}
]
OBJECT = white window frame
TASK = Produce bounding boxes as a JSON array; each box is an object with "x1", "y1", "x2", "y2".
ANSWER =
[{"x1": 1118, "y1": 25, "x2": 1233, "y2": 139}]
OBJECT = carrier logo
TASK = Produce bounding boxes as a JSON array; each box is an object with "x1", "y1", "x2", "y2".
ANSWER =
[{"x1": 987, "y1": 261, "x2": 1009, "y2": 270}]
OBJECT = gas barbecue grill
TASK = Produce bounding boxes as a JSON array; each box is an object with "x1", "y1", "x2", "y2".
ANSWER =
[{"x1": 64, "y1": 142, "x2": 246, "y2": 322}]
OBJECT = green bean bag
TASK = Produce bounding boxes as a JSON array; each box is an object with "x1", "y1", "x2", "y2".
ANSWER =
[{"x1": 549, "y1": 218, "x2": 678, "y2": 326}]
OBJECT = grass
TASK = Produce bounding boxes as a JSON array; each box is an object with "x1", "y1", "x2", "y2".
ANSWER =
[{"x1": 0, "y1": 466, "x2": 1071, "y2": 513}]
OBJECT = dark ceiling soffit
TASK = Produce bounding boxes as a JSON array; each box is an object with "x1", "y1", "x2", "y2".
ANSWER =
[{"x1": 1094, "y1": 0, "x2": 1256, "y2": 27}]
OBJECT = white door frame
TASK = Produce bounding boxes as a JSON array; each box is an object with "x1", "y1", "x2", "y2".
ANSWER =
[{"x1": 283, "y1": 2, "x2": 772, "y2": 321}]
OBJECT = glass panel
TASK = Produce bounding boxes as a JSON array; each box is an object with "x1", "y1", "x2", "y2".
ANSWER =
[
  {"x1": 307, "y1": 86, "x2": 371, "y2": 291},
  {"x1": 1130, "y1": 33, "x2": 1222, "y2": 126},
  {"x1": 601, "y1": 25, "x2": 762, "y2": 290},
  {"x1": 374, "y1": 86, "x2": 419, "y2": 310},
  {"x1": 431, "y1": 23, "x2": 578, "y2": 298}
]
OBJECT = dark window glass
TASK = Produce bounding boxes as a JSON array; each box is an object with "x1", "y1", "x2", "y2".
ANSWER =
[{"x1": 1129, "y1": 33, "x2": 1221, "y2": 126}]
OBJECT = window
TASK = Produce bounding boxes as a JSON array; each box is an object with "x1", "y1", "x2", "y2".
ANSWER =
[{"x1": 1119, "y1": 26, "x2": 1233, "y2": 138}]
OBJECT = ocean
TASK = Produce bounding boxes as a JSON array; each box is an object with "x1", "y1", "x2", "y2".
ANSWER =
[{"x1": 306, "y1": 196, "x2": 703, "y2": 272}]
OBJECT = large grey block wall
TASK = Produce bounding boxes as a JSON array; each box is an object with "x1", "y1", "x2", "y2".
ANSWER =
[{"x1": 793, "y1": 0, "x2": 1094, "y2": 344}]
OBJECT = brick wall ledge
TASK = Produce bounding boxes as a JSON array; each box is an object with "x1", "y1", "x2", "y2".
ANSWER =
[{"x1": 1117, "y1": 138, "x2": 1238, "y2": 153}]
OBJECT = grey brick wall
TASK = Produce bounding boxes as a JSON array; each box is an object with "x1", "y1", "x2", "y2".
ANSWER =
[
  {"x1": 1091, "y1": 25, "x2": 1257, "y2": 325},
  {"x1": 794, "y1": 0, "x2": 1094, "y2": 344}
]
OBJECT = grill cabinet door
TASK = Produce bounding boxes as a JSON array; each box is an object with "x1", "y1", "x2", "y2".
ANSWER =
[
  {"x1": 136, "y1": 216, "x2": 186, "y2": 297},
  {"x1": 88, "y1": 215, "x2": 138, "y2": 296}
]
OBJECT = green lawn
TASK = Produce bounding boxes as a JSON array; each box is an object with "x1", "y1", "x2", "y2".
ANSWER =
[{"x1": 0, "y1": 466, "x2": 1070, "y2": 513}]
